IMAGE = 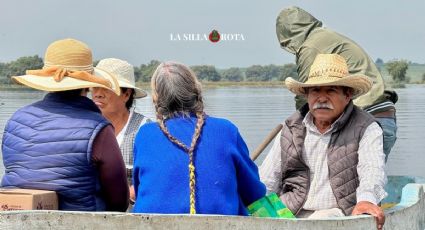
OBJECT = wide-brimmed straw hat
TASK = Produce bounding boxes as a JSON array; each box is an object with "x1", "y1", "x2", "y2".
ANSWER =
[
  {"x1": 12, "y1": 38, "x2": 120, "y2": 95},
  {"x1": 96, "y1": 58, "x2": 147, "y2": 98},
  {"x1": 285, "y1": 54, "x2": 372, "y2": 98}
]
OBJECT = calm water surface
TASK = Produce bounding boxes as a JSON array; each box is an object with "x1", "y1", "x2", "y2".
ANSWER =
[{"x1": 0, "y1": 85, "x2": 424, "y2": 178}]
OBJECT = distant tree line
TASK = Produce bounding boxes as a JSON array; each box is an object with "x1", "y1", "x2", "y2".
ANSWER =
[
  {"x1": 1, "y1": 55, "x2": 423, "y2": 85},
  {"x1": 0, "y1": 55, "x2": 43, "y2": 84},
  {"x1": 0, "y1": 56, "x2": 298, "y2": 85},
  {"x1": 134, "y1": 62, "x2": 298, "y2": 82},
  {"x1": 191, "y1": 64, "x2": 297, "y2": 82},
  {"x1": 376, "y1": 58, "x2": 412, "y2": 83},
  {"x1": 385, "y1": 60, "x2": 409, "y2": 83}
]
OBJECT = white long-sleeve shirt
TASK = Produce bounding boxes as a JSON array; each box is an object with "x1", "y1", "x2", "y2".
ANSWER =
[{"x1": 259, "y1": 112, "x2": 387, "y2": 211}]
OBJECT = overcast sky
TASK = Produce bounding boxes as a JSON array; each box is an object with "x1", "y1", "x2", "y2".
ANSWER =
[{"x1": 1, "y1": 0, "x2": 424, "y2": 68}]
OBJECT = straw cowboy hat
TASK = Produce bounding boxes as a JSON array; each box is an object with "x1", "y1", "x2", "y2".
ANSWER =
[
  {"x1": 285, "y1": 53, "x2": 372, "y2": 98},
  {"x1": 12, "y1": 38, "x2": 121, "y2": 95},
  {"x1": 96, "y1": 58, "x2": 147, "y2": 98}
]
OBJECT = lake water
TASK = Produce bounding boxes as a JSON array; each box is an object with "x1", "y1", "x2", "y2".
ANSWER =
[{"x1": 0, "y1": 85, "x2": 424, "y2": 178}]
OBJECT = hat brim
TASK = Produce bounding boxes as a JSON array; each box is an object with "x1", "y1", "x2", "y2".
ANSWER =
[
  {"x1": 12, "y1": 67, "x2": 121, "y2": 96},
  {"x1": 117, "y1": 79, "x2": 147, "y2": 98},
  {"x1": 285, "y1": 74, "x2": 372, "y2": 98}
]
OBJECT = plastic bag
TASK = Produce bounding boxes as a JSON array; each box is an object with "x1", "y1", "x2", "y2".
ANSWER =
[{"x1": 247, "y1": 193, "x2": 296, "y2": 218}]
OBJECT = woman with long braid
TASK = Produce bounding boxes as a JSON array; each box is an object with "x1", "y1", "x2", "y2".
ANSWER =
[{"x1": 132, "y1": 62, "x2": 265, "y2": 215}]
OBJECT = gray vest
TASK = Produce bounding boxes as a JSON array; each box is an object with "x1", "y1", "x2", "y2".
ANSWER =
[
  {"x1": 279, "y1": 101, "x2": 375, "y2": 215},
  {"x1": 120, "y1": 111, "x2": 150, "y2": 183}
]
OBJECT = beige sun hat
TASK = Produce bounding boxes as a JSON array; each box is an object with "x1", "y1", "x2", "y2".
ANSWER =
[
  {"x1": 285, "y1": 53, "x2": 372, "y2": 98},
  {"x1": 96, "y1": 58, "x2": 147, "y2": 98},
  {"x1": 12, "y1": 38, "x2": 121, "y2": 95}
]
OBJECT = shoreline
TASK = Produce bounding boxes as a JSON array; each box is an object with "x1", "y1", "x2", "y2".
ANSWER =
[
  {"x1": 0, "y1": 81, "x2": 287, "y2": 91},
  {"x1": 137, "y1": 81, "x2": 287, "y2": 90},
  {"x1": 0, "y1": 81, "x2": 422, "y2": 91}
]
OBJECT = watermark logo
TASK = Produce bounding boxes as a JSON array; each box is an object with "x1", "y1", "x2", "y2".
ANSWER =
[
  {"x1": 209, "y1": 30, "x2": 221, "y2": 43},
  {"x1": 170, "y1": 29, "x2": 244, "y2": 43}
]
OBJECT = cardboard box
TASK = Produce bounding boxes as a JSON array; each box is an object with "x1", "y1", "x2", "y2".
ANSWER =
[{"x1": 0, "y1": 188, "x2": 58, "y2": 211}]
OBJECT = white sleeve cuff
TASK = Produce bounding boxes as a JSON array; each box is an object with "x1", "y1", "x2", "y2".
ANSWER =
[
  {"x1": 357, "y1": 187, "x2": 388, "y2": 205},
  {"x1": 357, "y1": 191, "x2": 379, "y2": 205}
]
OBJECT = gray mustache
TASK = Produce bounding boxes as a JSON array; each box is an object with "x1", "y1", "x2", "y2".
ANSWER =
[{"x1": 313, "y1": 102, "x2": 334, "y2": 110}]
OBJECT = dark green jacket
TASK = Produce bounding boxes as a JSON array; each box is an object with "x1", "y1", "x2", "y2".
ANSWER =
[{"x1": 276, "y1": 6, "x2": 397, "y2": 110}]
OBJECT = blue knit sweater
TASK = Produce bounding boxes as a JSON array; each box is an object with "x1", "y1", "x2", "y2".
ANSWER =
[{"x1": 132, "y1": 115, "x2": 265, "y2": 215}]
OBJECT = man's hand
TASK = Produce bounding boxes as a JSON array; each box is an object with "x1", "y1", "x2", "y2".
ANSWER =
[{"x1": 352, "y1": 201, "x2": 385, "y2": 230}]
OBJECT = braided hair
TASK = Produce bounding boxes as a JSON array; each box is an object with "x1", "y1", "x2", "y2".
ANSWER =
[{"x1": 151, "y1": 62, "x2": 205, "y2": 214}]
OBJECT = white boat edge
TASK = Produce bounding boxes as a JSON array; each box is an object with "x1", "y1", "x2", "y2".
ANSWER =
[{"x1": 0, "y1": 183, "x2": 423, "y2": 230}]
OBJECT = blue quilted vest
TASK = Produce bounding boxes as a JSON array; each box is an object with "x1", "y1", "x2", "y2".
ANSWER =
[{"x1": 1, "y1": 93, "x2": 109, "y2": 211}]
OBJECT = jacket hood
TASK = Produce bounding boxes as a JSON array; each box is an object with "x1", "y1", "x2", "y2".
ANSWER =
[{"x1": 276, "y1": 6, "x2": 323, "y2": 54}]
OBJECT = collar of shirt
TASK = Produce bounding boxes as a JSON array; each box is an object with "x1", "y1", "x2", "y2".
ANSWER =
[
  {"x1": 302, "y1": 111, "x2": 346, "y2": 135},
  {"x1": 116, "y1": 109, "x2": 134, "y2": 146}
]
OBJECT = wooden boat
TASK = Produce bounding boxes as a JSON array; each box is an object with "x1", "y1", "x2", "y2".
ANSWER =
[{"x1": 0, "y1": 175, "x2": 423, "y2": 230}]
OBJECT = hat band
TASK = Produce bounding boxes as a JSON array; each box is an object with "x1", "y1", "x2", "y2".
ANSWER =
[
  {"x1": 44, "y1": 61, "x2": 94, "y2": 72},
  {"x1": 26, "y1": 66, "x2": 112, "y2": 88}
]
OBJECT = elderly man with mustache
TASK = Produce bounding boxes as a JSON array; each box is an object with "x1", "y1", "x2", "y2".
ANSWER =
[
  {"x1": 275, "y1": 6, "x2": 397, "y2": 162},
  {"x1": 260, "y1": 54, "x2": 386, "y2": 230}
]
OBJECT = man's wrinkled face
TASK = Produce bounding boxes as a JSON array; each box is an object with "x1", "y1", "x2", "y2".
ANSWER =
[{"x1": 306, "y1": 86, "x2": 352, "y2": 124}]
